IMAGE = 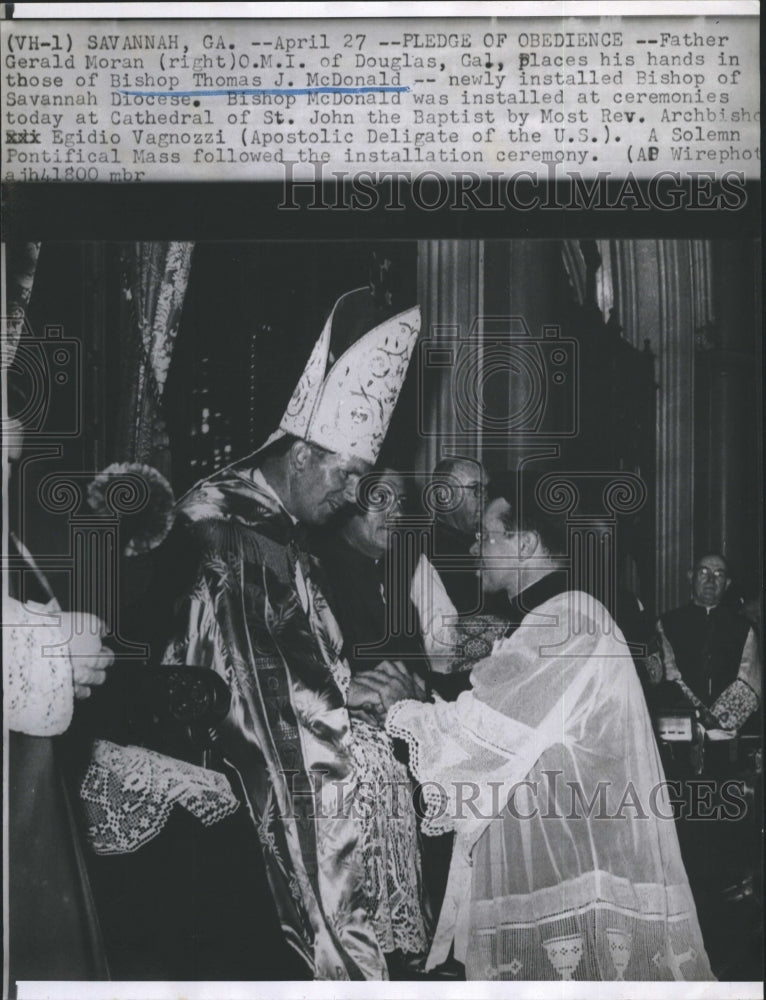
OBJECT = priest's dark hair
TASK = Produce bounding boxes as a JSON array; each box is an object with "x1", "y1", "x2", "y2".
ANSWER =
[{"x1": 495, "y1": 470, "x2": 568, "y2": 556}]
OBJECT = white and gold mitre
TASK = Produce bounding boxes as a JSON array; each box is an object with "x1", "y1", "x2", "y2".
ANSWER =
[{"x1": 278, "y1": 287, "x2": 420, "y2": 464}]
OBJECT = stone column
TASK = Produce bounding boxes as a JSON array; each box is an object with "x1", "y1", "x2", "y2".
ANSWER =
[
  {"x1": 695, "y1": 241, "x2": 761, "y2": 596},
  {"x1": 415, "y1": 240, "x2": 484, "y2": 474},
  {"x1": 610, "y1": 240, "x2": 696, "y2": 613}
]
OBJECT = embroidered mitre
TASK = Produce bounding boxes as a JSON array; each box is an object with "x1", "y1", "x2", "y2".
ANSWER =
[{"x1": 278, "y1": 287, "x2": 420, "y2": 464}]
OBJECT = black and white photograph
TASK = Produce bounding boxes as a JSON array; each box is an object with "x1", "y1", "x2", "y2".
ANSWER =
[{"x1": 1, "y1": 5, "x2": 762, "y2": 999}]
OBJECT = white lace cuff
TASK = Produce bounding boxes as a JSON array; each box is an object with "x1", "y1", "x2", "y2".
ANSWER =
[
  {"x1": 386, "y1": 698, "x2": 456, "y2": 835},
  {"x1": 81, "y1": 739, "x2": 239, "y2": 855},
  {"x1": 387, "y1": 690, "x2": 550, "y2": 842},
  {"x1": 3, "y1": 596, "x2": 74, "y2": 736}
]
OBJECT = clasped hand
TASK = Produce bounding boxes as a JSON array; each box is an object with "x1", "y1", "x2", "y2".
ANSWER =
[
  {"x1": 347, "y1": 659, "x2": 427, "y2": 727},
  {"x1": 62, "y1": 611, "x2": 114, "y2": 699}
]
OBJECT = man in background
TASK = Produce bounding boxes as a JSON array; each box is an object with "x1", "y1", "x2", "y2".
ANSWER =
[
  {"x1": 428, "y1": 457, "x2": 489, "y2": 615},
  {"x1": 657, "y1": 552, "x2": 761, "y2": 733}
]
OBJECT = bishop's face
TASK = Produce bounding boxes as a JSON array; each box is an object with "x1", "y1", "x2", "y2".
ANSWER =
[{"x1": 291, "y1": 445, "x2": 370, "y2": 525}]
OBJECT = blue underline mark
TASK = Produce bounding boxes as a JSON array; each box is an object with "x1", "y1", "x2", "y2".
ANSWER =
[{"x1": 119, "y1": 86, "x2": 409, "y2": 98}]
